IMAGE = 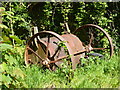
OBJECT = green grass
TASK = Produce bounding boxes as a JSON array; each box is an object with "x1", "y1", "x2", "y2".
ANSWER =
[
  {"x1": 1, "y1": 46, "x2": 120, "y2": 88},
  {"x1": 22, "y1": 55, "x2": 119, "y2": 88}
]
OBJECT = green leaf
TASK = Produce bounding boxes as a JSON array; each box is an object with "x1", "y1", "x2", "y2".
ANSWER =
[
  {"x1": 0, "y1": 43, "x2": 12, "y2": 51},
  {"x1": 13, "y1": 68, "x2": 26, "y2": 79},
  {"x1": 2, "y1": 74, "x2": 12, "y2": 85},
  {"x1": 0, "y1": 23, "x2": 8, "y2": 29},
  {"x1": 0, "y1": 7, "x2": 5, "y2": 11},
  {"x1": 15, "y1": 47, "x2": 24, "y2": 57},
  {"x1": 10, "y1": 35, "x2": 23, "y2": 44},
  {"x1": 5, "y1": 54, "x2": 18, "y2": 65},
  {"x1": 1, "y1": 62, "x2": 8, "y2": 72},
  {"x1": 6, "y1": 16, "x2": 12, "y2": 21},
  {"x1": 6, "y1": 11, "x2": 14, "y2": 15}
]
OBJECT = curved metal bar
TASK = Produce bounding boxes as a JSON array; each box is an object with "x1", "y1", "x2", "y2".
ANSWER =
[{"x1": 27, "y1": 47, "x2": 44, "y2": 61}]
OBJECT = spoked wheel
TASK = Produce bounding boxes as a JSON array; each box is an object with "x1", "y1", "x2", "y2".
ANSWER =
[
  {"x1": 73, "y1": 24, "x2": 114, "y2": 59},
  {"x1": 24, "y1": 31, "x2": 74, "y2": 71}
]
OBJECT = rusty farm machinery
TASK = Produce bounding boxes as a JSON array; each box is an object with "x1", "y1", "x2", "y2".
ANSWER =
[{"x1": 24, "y1": 24, "x2": 114, "y2": 70}]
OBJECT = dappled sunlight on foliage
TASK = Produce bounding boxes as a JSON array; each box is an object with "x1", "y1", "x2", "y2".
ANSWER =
[{"x1": 1, "y1": 2, "x2": 120, "y2": 88}]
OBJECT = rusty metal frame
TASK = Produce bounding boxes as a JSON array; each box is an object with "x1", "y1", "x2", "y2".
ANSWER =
[{"x1": 24, "y1": 24, "x2": 114, "y2": 70}]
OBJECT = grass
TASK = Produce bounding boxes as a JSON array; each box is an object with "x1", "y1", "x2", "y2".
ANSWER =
[
  {"x1": 1, "y1": 46, "x2": 120, "y2": 88},
  {"x1": 22, "y1": 55, "x2": 119, "y2": 88}
]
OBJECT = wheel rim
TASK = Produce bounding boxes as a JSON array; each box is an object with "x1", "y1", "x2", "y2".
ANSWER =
[
  {"x1": 24, "y1": 31, "x2": 76, "y2": 70},
  {"x1": 73, "y1": 24, "x2": 114, "y2": 58}
]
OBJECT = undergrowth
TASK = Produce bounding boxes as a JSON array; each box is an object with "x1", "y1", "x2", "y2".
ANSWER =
[{"x1": 1, "y1": 44, "x2": 119, "y2": 88}]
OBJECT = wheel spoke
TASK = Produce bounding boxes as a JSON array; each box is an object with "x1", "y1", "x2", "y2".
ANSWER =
[
  {"x1": 46, "y1": 35, "x2": 50, "y2": 58},
  {"x1": 51, "y1": 46, "x2": 61, "y2": 58},
  {"x1": 89, "y1": 33, "x2": 94, "y2": 45},
  {"x1": 36, "y1": 37, "x2": 46, "y2": 59},
  {"x1": 27, "y1": 46, "x2": 44, "y2": 61},
  {"x1": 92, "y1": 35, "x2": 105, "y2": 47},
  {"x1": 50, "y1": 59, "x2": 63, "y2": 64},
  {"x1": 92, "y1": 47, "x2": 110, "y2": 50}
]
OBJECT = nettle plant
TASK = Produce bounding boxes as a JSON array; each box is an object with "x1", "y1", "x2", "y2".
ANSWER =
[{"x1": 1, "y1": 43, "x2": 25, "y2": 88}]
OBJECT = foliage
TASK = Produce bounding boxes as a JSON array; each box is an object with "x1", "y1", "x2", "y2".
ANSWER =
[
  {"x1": 1, "y1": 2, "x2": 120, "y2": 89},
  {"x1": 1, "y1": 2, "x2": 120, "y2": 47},
  {"x1": 1, "y1": 44, "x2": 119, "y2": 88},
  {"x1": 1, "y1": 2, "x2": 31, "y2": 45},
  {"x1": 28, "y1": 2, "x2": 120, "y2": 49},
  {"x1": 1, "y1": 44, "x2": 25, "y2": 88}
]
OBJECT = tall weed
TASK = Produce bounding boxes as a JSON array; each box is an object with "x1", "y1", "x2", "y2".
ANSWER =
[{"x1": 1, "y1": 44, "x2": 119, "y2": 88}]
